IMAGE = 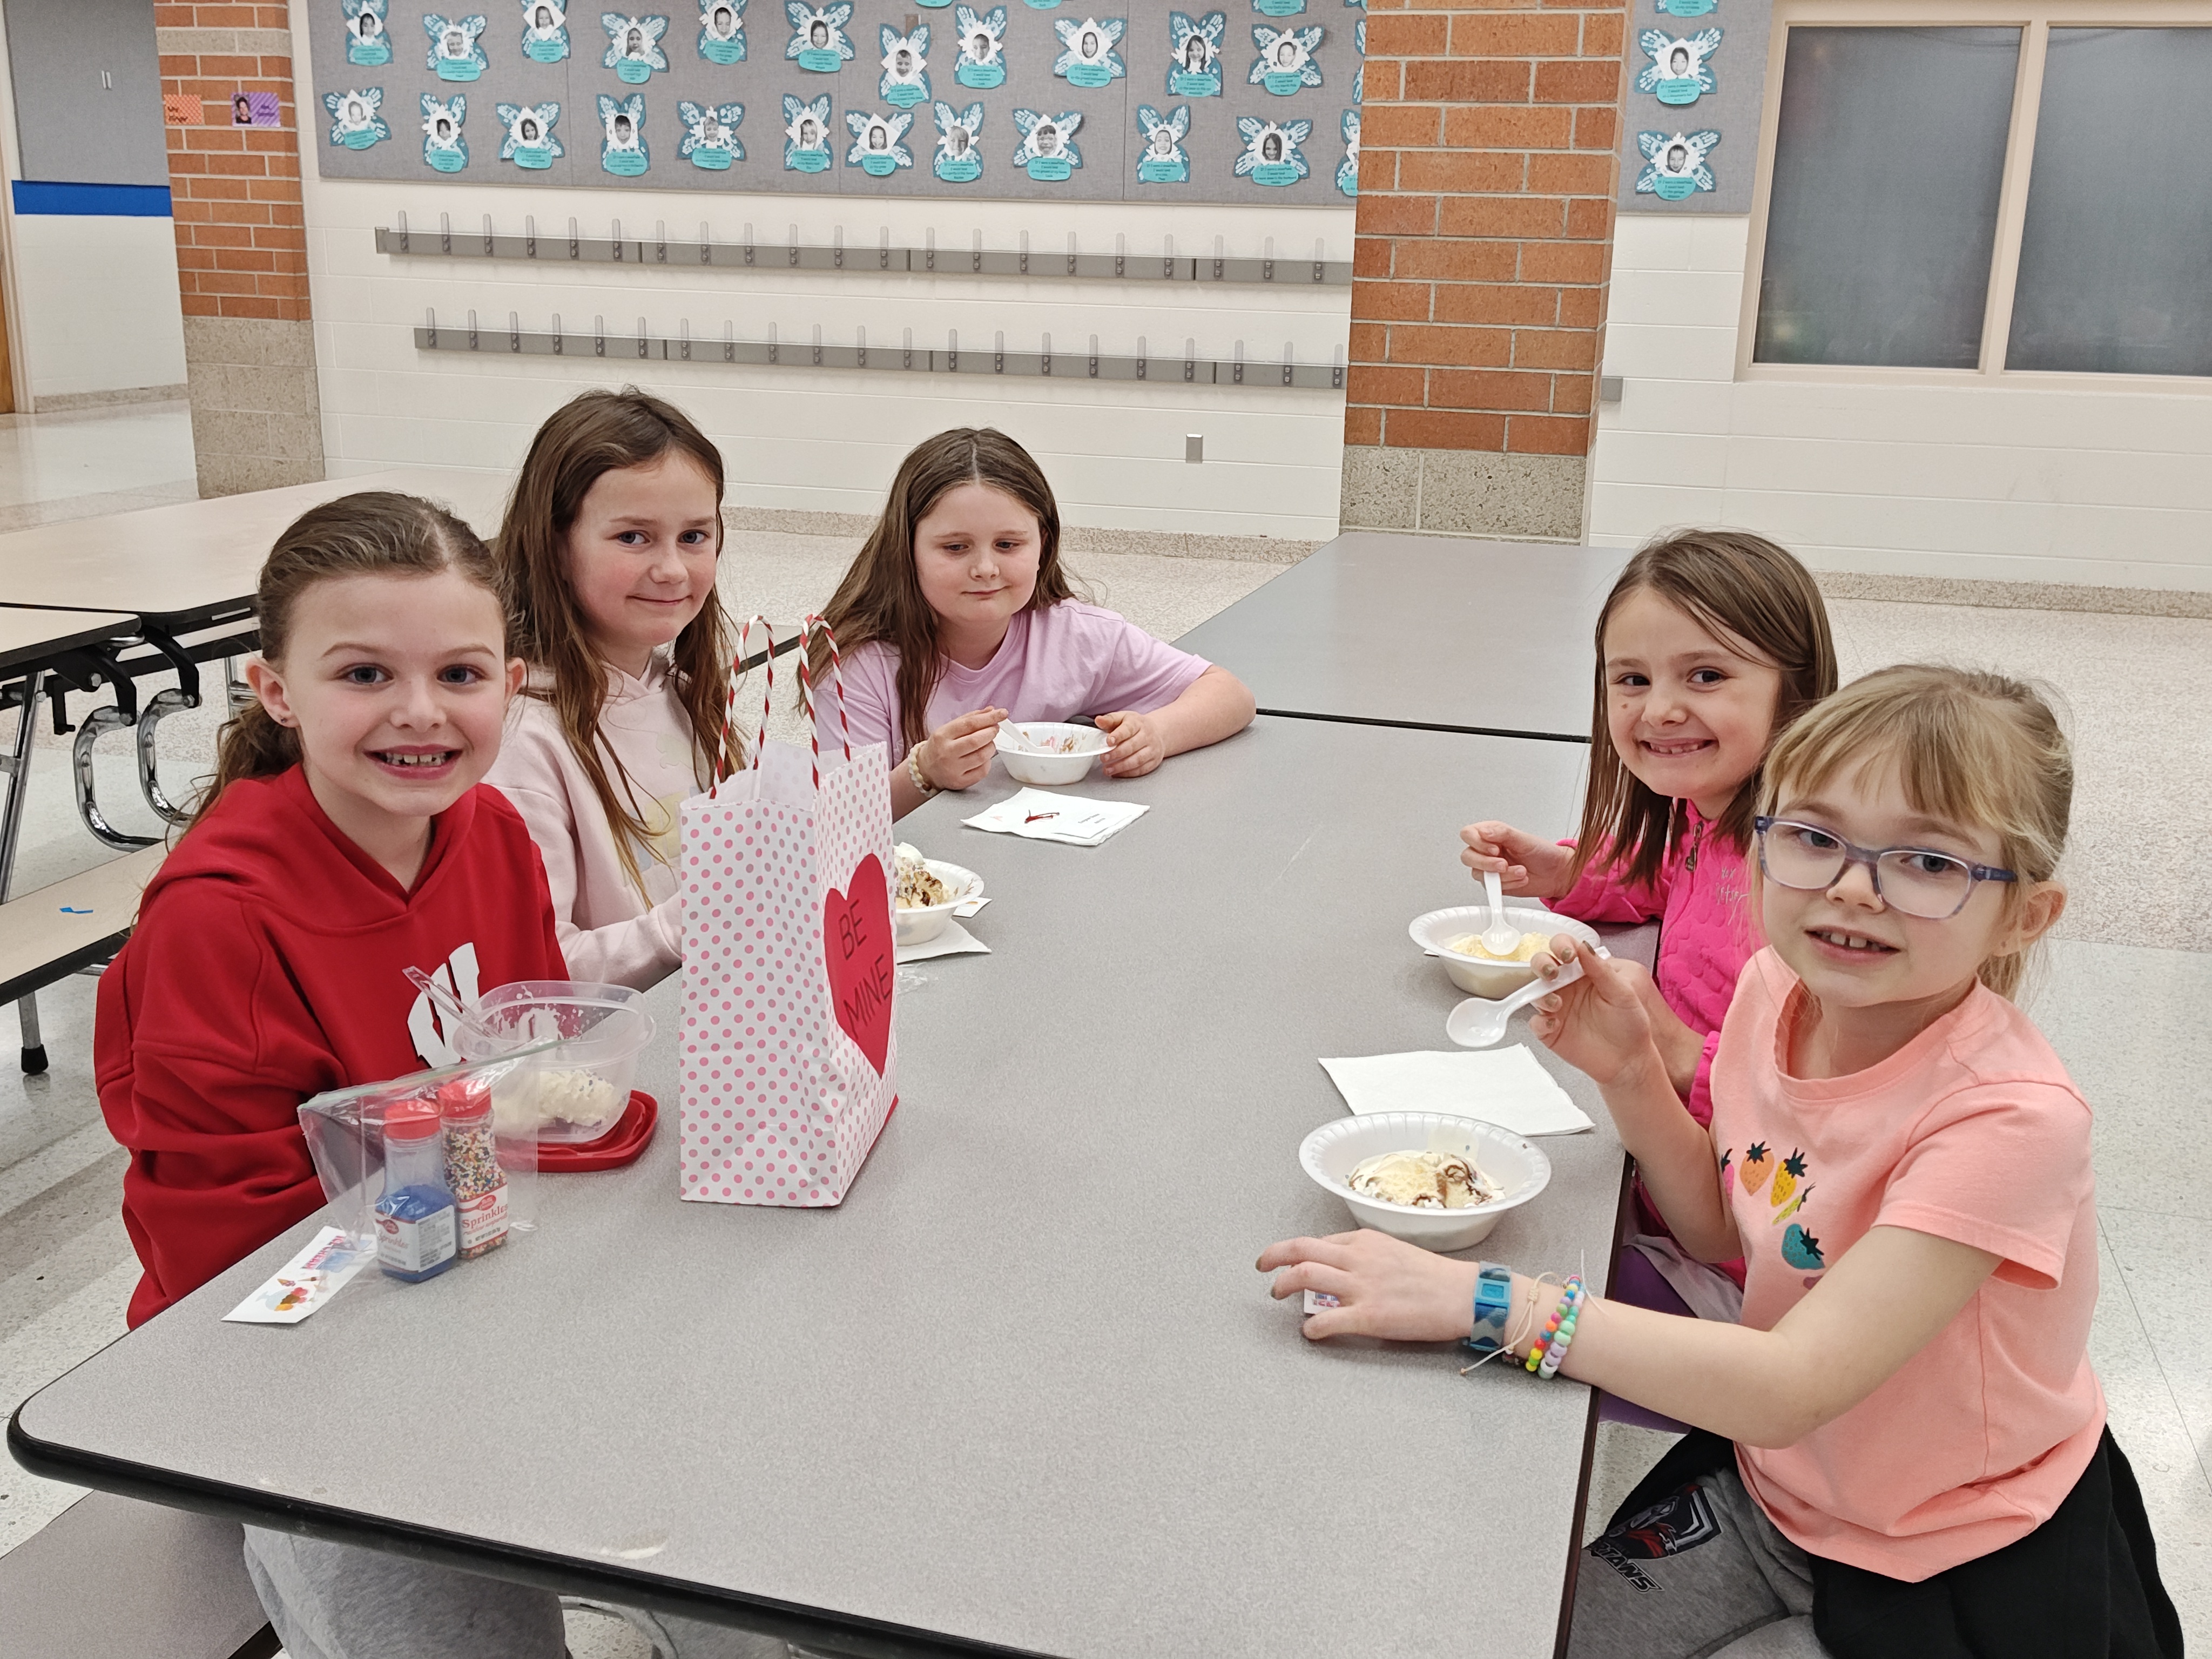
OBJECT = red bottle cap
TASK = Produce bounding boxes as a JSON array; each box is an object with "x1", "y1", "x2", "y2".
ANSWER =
[
  {"x1": 436, "y1": 1078, "x2": 491, "y2": 1121},
  {"x1": 385, "y1": 1099, "x2": 442, "y2": 1141}
]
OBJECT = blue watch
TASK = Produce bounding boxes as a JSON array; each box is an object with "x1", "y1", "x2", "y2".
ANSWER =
[{"x1": 1462, "y1": 1263, "x2": 1513, "y2": 1355}]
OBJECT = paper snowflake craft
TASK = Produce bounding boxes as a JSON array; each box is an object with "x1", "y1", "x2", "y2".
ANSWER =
[
  {"x1": 323, "y1": 86, "x2": 390, "y2": 146},
  {"x1": 1336, "y1": 106, "x2": 1358, "y2": 195},
  {"x1": 786, "y1": 1, "x2": 856, "y2": 62},
  {"x1": 783, "y1": 92, "x2": 832, "y2": 154},
  {"x1": 1233, "y1": 114, "x2": 1310, "y2": 180},
  {"x1": 1635, "y1": 28, "x2": 1720, "y2": 100},
  {"x1": 880, "y1": 25, "x2": 930, "y2": 97},
  {"x1": 602, "y1": 12, "x2": 671, "y2": 70},
  {"x1": 1250, "y1": 24, "x2": 1323, "y2": 90},
  {"x1": 845, "y1": 107, "x2": 914, "y2": 166},
  {"x1": 1636, "y1": 127, "x2": 1718, "y2": 195},
  {"x1": 1011, "y1": 107, "x2": 1083, "y2": 167},
  {"x1": 1134, "y1": 102, "x2": 1189, "y2": 178},
  {"x1": 343, "y1": 0, "x2": 393, "y2": 62},
  {"x1": 1167, "y1": 11, "x2": 1223, "y2": 72},
  {"x1": 424, "y1": 13, "x2": 489, "y2": 78},
  {"x1": 496, "y1": 100, "x2": 563, "y2": 157},
  {"x1": 598, "y1": 91, "x2": 649, "y2": 163},
  {"x1": 1353, "y1": 14, "x2": 1364, "y2": 101},
  {"x1": 698, "y1": 0, "x2": 747, "y2": 57},
  {"x1": 678, "y1": 98, "x2": 744, "y2": 157},
  {"x1": 953, "y1": 5, "x2": 1007, "y2": 78},
  {"x1": 421, "y1": 93, "x2": 469, "y2": 165},
  {"x1": 933, "y1": 99, "x2": 984, "y2": 158},
  {"x1": 1053, "y1": 16, "x2": 1125, "y2": 83}
]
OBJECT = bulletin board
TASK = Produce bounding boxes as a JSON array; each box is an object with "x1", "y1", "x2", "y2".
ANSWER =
[
  {"x1": 305, "y1": 2, "x2": 1367, "y2": 206},
  {"x1": 1613, "y1": 0, "x2": 1772, "y2": 214}
]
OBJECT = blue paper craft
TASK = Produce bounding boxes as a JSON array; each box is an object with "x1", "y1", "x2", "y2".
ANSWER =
[
  {"x1": 344, "y1": 0, "x2": 393, "y2": 65},
  {"x1": 698, "y1": 0, "x2": 748, "y2": 60},
  {"x1": 1233, "y1": 113, "x2": 1307, "y2": 185},
  {"x1": 1336, "y1": 105, "x2": 1357, "y2": 195},
  {"x1": 678, "y1": 98, "x2": 744, "y2": 165},
  {"x1": 845, "y1": 107, "x2": 914, "y2": 174},
  {"x1": 783, "y1": 91, "x2": 833, "y2": 169},
  {"x1": 1635, "y1": 127, "x2": 1718, "y2": 199},
  {"x1": 496, "y1": 99, "x2": 564, "y2": 166},
  {"x1": 1656, "y1": 0, "x2": 1715, "y2": 15},
  {"x1": 880, "y1": 25, "x2": 930, "y2": 106},
  {"x1": 1166, "y1": 11, "x2": 1223, "y2": 94},
  {"x1": 324, "y1": 86, "x2": 390, "y2": 149},
  {"x1": 421, "y1": 93, "x2": 470, "y2": 170},
  {"x1": 597, "y1": 90, "x2": 650, "y2": 172},
  {"x1": 1024, "y1": 0, "x2": 1063, "y2": 9},
  {"x1": 932, "y1": 99, "x2": 984, "y2": 179},
  {"x1": 786, "y1": 1, "x2": 855, "y2": 70},
  {"x1": 1010, "y1": 106, "x2": 1082, "y2": 180},
  {"x1": 952, "y1": 6, "x2": 1007, "y2": 86},
  {"x1": 1636, "y1": 26, "x2": 1718, "y2": 105},
  {"x1": 1255, "y1": 0, "x2": 1304, "y2": 18},
  {"x1": 425, "y1": 14, "x2": 490, "y2": 80},
  {"x1": 1134, "y1": 103, "x2": 1189, "y2": 181},
  {"x1": 520, "y1": 0, "x2": 570, "y2": 60},
  {"x1": 1249, "y1": 23, "x2": 1321, "y2": 95},
  {"x1": 1053, "y1": 17, "x2": 1125, "y2": 88},
  {"x1": 1352, "y1": 14, "x2": 1363, "y2": 100},
  {"x1": 603, "y1": 12, "x2": 671, "y2": 79}
]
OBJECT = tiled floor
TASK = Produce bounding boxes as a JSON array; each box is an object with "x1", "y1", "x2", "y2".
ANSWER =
[{"x1": 1, "y1": 403, "x2": 2207, "y2": 1649}]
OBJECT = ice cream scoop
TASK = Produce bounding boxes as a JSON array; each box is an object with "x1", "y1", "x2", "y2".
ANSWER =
[{"x1": 1346, "y1": 1149, "x2": 1500, "y2": 1210}]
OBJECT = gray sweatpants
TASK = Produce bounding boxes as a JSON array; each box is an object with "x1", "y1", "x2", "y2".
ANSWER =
[
  {"x1": 1567, "y1": 1464, "x2": 1832, "y2": 1659},
  {"x1": 244, "y1": 1527, "x2": 795, "y2": 1659}
]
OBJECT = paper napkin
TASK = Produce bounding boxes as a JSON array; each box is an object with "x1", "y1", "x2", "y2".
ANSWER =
[
  {"x1": 1317, "y1": 1046, "x2": 1593, "y2": 1136},
  {"x1": 896, "y1": 919, "x2": 990, "y2": 964},
  {"x1": 961, "y1": 787, "x2": 1148, "y2": 847}
]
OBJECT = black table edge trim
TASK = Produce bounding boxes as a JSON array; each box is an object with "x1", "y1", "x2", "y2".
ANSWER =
[{"x1": 1257, "y1": 707, "x2": 1590, "y2": 745}]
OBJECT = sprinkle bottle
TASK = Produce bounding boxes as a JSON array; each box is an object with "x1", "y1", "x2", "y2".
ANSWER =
[
  {"x1": 374, "y1": 1100, "x2": 458, "y2": 1283},
  {"x1": 440, "y1": 1078, "x2": 509, "y2": 1260}
]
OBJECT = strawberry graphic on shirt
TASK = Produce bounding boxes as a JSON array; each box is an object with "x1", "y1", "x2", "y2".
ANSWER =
[
  {"x1": 1719, "y1": 1148, "x2": 1734, "y2": 1197},
  {"x1": 1782, "y1": 1224, "x2": 1824, "y2": 1271},
  {"x1": 1739, "y1": 1142, "x2": 1773, "y2": 1197}
]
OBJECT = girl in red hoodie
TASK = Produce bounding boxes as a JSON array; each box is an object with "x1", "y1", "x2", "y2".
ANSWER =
[{"x1": 97, "y1": 493, "x2": 782, "y2": 1659}]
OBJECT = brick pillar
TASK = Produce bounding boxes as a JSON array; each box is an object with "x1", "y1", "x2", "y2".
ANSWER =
[
  {"x1": 157, "y1": 2, "x2": 323, "y2": 496},
  {"x1": 1340, "y1": 0, "x2": 1624, "y2": 541}
]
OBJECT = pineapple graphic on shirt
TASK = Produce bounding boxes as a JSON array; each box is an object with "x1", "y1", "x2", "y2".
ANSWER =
[{"x1": 1739, "y1": 1142, "x2": 1773, "y2": 1197}]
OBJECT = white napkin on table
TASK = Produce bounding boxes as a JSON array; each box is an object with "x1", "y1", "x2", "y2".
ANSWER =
[
  {"x1": 1317, "y1": 1045, "x2": 1593, "y2": 1136},
  {"x1": 895, "y1": 919, "x2": 990, "y2": 963},
  {"x1": 961, "y1": 787, "x2": 1148, "y2": 847}
]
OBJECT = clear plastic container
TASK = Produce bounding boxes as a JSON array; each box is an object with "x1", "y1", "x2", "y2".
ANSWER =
[{"x1": 455, "y1": 980, "x2": 656, "y2": 1145}]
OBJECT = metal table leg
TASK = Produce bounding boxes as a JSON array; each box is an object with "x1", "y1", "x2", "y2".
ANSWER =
[{"x1": 2, "y1": 674, "x2": 50, "y2": 1072}]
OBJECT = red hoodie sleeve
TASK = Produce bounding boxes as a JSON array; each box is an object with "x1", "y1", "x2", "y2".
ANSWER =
[
  {"x1": 96, "y1": 882, "x2": 342, "y2": 1325},
  {"x1": 1549, "y1": 838, "x2": 1674, "y2": 926}
]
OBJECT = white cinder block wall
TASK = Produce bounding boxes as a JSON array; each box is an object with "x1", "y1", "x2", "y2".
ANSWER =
[
  {"x1": 302, "y1": 170, "x2": 1355, "y2": 541},
  {"x1": 1591, "y1": 215, "x2": 2212, "y2": 592}
]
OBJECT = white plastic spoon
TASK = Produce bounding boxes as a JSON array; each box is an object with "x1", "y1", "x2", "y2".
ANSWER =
[
  {"x1": 1445, "y1": 948, "x2": 1607, "y2": 1049},
  {"x1": 1480, "y1": 868, "x2": 1521, "y2": 957},
  {"x1": 997, "y1": 720, "x2": 1047, "y2": 754},
  {"x1": 404, "y1": 966, "x2": 495, "y2": 1042}
]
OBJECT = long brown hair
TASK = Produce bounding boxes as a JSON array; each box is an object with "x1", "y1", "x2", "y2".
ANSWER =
[
  {"x1": 496, "y1": 387, "x2": 735, "y2": 894},
  {"x1": 190, "y1": 491, "x2": 498, "y2": 829},
  {"x1": 1569, "y1": 529, "x2": 1838, "y2": 892},
  {"x1": 814, "y1": 427, "x2": 1082, "y2": 753}
]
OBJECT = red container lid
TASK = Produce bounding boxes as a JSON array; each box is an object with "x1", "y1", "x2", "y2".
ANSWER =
[
  {"x1": 436, "y1": 1078, "x2": 491, "y2": 1121},
  {"x1": 385, "y1": 1099, "x2": 442, "y2": 1141}
]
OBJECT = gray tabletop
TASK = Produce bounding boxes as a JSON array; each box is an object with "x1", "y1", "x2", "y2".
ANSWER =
[
  {"x1": 14, "y1": 717, "x2": 1640, "y2": 1658},
  {"x1": 1175, "y1": 532, "x2": 1633, "y2": 741},
  {"x1": 0, "y1": 608, "x2": 138, "y2": 676}
]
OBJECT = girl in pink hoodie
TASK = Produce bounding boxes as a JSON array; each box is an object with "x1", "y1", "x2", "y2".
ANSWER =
[{"x1": 1461, "y1": 530, "x2": 1835, "y2": 1324}]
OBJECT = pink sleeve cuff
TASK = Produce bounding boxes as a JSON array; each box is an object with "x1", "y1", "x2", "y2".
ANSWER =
[{"x1": 1684, "y1": 1030, "x2": 1722, "y2": 1128}]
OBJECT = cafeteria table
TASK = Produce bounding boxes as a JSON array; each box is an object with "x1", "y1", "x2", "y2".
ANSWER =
[
  {"x1": 14, "y1": 716, "x2": 1638, "y2": 1658},
  {"x1": 1175, "y1": 531, "x2": 1633, "y2": 741}
]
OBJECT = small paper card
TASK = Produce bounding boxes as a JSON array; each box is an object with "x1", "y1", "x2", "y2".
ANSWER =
[
  {"x1": 896, "y1": 919, "x2": 991, "y2": 963},
  {"x1": 953, "y1": 893, "x2": 990, "y2": 918},
  {"x1": 961, "y1": 787, "x2": 1148, "y2": 847},
  {"x1": 1301, "y1": 1289, "x2": 1341, "y2": 1315},
  {"x1": 1317, "y1": 1046, "x2": 1594, "y2": 1136},
  {"x1": 224, "y1": 1226, "x2": 374, "y2": 1325}
]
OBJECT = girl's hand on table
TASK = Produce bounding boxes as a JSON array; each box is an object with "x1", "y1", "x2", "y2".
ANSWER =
[
  {"x1": 1459, "y1": 821, "x2": 1574, "y2": 898},
  {"x1": 1096, "y1": 709, "x2": 1165, "y2": 778},
  {"x1": 918, "y1": 706, "x2": 1006, "y2": 792},
  {"x1": 1527, "y1": 936, "x2": 1664, "y2": 1090},
  {"x1": 1257, "y1": 1230, "x2": 1479, "y2": 1343}
]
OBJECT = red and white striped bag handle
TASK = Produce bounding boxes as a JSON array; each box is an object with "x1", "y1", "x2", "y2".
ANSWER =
[
  {"x1": 794, "y1": 613, "x2": 852, "y2": 792},
  {"x1": 707, "y1": 615, "x2": 852, "y2": 795}
]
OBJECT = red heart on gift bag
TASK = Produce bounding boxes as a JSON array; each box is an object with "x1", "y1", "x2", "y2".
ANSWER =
[{"x1": 823, "y1": 854, "x2": 894, "y2": 1076}]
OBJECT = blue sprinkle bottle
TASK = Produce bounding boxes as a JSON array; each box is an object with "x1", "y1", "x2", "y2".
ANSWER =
[{"x1": 375, "y1": 1100, "x2": 458, "y2": 1283}]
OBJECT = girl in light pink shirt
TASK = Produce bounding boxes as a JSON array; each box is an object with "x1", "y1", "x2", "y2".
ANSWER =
[
  {"x1": 486, "y1": 389, "x2": 740, "y2": 990},
  {"x1": 817, "y1": 427, "x2": 1254, "y2": 820},
  {"x1": 1263, "y1": 666, "x2": 2177, "y2": 1659}
]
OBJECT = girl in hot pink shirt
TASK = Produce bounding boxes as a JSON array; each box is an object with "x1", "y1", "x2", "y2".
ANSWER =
[
  {"x1": 818, "y1": 428, "x2": 1254, "y2": 819},
  {"x1": 1264, "y1": 666, "x2": 2177, "y2": 1659},
  {"x1": 1462, "y1": 531, "x2": 1836, "y2": 1321}
]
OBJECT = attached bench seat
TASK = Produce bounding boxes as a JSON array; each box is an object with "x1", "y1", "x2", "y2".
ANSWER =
[{"x1": 0, "y1": 845, "x2": 166, "y2": 1007}]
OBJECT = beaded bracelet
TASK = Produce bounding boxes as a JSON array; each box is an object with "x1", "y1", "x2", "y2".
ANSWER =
[
  {"x1": 1525, "y1": 1276, "x2": 1584, "y2": 1375},
  {"x1": 907, "y1": 744, "x2": 939, "y2": 797},
  {"x1": 1539, "y1": 1277, "x2": 1587, "y2": 1378}
]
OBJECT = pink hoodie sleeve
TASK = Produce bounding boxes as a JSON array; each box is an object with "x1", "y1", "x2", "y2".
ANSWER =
[
  {"x1": 1549, "y1": 839, "x2": 1674, "y2": 926},
  {"x1": 495, "y1": 779, "x2": 682, "y2": 990}
]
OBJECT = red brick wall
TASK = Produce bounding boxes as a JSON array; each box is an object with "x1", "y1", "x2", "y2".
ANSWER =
[
  {"x1": 1348, "y1": 0, "x2": 1625, "y2": 463},
  {"x1": 157, "y1": 3, "x2": 310, "y2": 322}
]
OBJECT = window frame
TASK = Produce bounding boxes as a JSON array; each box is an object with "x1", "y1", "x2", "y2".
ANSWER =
[{"x1": 1737, "y1": 0, "x2": 2212, "y2": 389}]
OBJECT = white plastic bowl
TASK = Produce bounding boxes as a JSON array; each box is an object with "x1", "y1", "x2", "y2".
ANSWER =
[
  {"x1": 995, "y1": 721, "x2": 1109, "y2": 786},
  {"x1": 894, "y1": 860, "x2": 983, "y2": 947},
  {"x1": 1407, "y1": 905, "x2": 1601, "y2": 999},
  {"x1": 1300, "y1": 1111, "x2": 1552, "y2": 1252},
  {"x1": 455, "y1": 980, "x2": 655, "y2": 1144}
]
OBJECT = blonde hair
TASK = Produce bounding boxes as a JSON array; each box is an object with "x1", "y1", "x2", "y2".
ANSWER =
[{"x1": 1761, "y1": 664, "x2": 2071, "y2": 999}]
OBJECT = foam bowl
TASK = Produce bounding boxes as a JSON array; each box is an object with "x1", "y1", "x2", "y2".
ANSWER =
[
  {"x1": 1407, "y1": 905, "x2": 1601, "y2": 999},
  {"x1": 895, "y1": 860, "x2": 983, "y2": 947},
  {"x1": 1300, "y1": 1111, "x2": 1552, "y2": 1252},
  {"x1": 455, "y1": 980, "x2": 655, "y2": 1145},
  {"x1": 995, "y1": 721, "x2": 1109, "y2": 786}
]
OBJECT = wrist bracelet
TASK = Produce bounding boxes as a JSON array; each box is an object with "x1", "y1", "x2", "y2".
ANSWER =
[
  {"x1": 1528, "y1": 1277, "x2": 1586, "y2": 1377},
  {"x1": 907, "y1": 744, "x2": 938, "y2": 797},
  {"x1": 1461, "y1": 1263, "x2": 1514, "y2": 1356}
]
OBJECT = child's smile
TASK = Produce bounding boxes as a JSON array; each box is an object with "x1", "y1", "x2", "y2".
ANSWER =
[{"x1": 1603, "y1": 587, "x2": 1782, "y2": 818}]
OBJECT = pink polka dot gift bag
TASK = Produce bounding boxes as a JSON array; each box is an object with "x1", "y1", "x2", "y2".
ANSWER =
[{"x1": 677, "y1": 618, "x2": 899, "y2": 1206}]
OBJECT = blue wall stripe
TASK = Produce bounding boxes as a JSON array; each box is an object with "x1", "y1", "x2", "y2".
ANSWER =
[{"x1": 10, "y1": 181, "x2": 173, "y2": 218}]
